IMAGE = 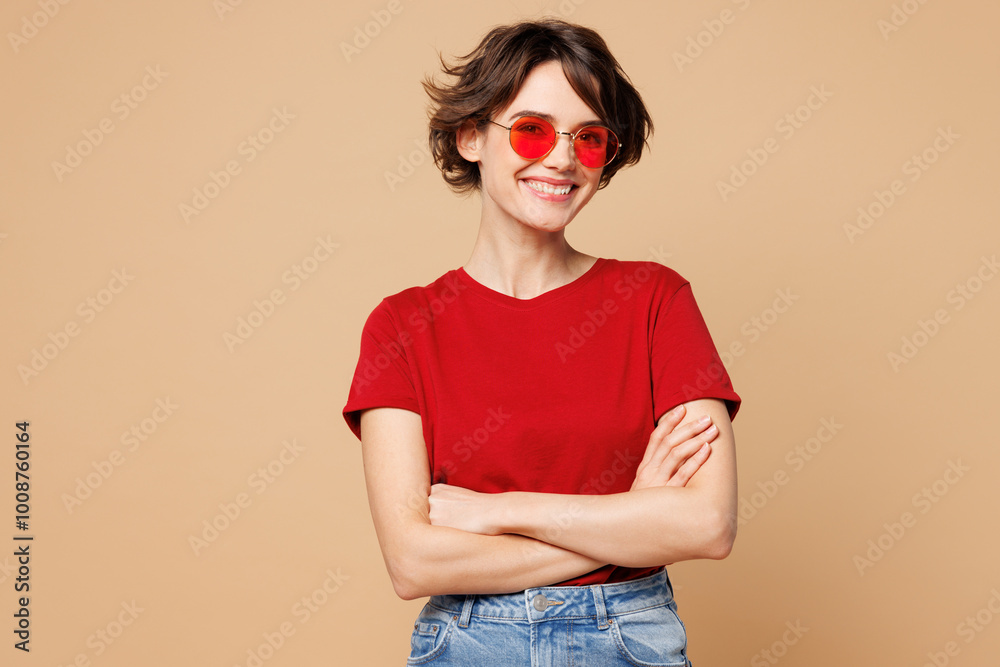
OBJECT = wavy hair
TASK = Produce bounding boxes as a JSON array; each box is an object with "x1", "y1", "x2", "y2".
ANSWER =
[{"x1": 422, "y1": 18, "x2": 654, "y2": 194}]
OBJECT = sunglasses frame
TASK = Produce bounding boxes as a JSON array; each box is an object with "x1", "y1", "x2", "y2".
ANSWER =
[{"x1": 486, "y1": 116, "x2": 620, "y2": 169}]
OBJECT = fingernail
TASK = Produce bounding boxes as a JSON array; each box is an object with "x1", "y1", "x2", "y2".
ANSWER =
[{"x1": 698, "y1": 415, "x2": 711, "y2": 425}]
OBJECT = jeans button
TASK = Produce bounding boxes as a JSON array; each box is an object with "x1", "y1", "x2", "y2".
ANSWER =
[{"x1": 532, "y1": 594, "x2": 548, "y2": 612}]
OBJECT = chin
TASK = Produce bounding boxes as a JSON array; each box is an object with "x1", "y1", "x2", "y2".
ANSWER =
[
  {"x1": 515, "y1": 205, "x2": 582, "y2": 231},
  {"x1": 516, "y1": 211, "x2": 575, "y2": 231}
]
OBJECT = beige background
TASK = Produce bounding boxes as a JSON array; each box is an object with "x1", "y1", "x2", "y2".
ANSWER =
[{"x1": 2, "y1": 0, "x2": 998, "y2": 665}]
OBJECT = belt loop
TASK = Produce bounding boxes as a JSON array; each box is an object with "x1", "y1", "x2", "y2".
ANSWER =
[
  {"x1": 661, "y1": 568, "x2": 675, "y2": 602},
  {"x1": 458, "y1": 595, "x2": 476, "y2": 628},
  {"x1": 591, "y1": 585, "x2": 610, "y2": 630}
]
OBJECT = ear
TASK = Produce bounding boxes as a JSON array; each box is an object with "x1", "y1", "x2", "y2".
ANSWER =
[{"x1": 456, "y1": 119, "x2": 484, "y2": 163}]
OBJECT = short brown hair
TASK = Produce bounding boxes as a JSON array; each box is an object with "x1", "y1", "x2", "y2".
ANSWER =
[{"x1": 423, "y1": 18, "x2": 654, "y2": 194}]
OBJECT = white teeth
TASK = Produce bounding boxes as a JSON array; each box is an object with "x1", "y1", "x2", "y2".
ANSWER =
[{"x1": 525, "y1": 180, "x2": 573, "y2": 195}]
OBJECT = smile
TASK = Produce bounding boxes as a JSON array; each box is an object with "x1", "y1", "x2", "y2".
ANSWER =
[{"x1": 524, "y1": 179, "x2": 575, "y2": 196}]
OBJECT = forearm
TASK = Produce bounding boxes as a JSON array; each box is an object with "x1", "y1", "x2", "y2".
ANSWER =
[
  {"x1": 491, "y1": 399, "x2": 738, "y2": 566},
  {"x1": 361, "y1": 406, "x2": 607, "y2": 601},
  {"x1": 389, "y1": 522, "x2": 605, "y2": 599},
  {"x1": 498, "y1": 486, "x2": 735, "y2": 567}
]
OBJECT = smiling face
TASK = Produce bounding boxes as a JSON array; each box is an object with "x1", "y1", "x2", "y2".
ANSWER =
[{"x1": 458, "y1": 60, "x2": 607, "y2": 234}]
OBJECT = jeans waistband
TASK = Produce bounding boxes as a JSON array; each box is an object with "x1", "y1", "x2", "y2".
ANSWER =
[{"x1": 426, "y1": 568, "x2": 673, "y2": 628}]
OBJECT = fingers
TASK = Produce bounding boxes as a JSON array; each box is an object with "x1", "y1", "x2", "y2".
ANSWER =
[
  {"x1": 638, "y1": 404, "x2": 686, "y2": 469},
  {"x1": 665, "y1": 422, "x2": 718, "y2": 474},
  {"x1": 645, "y1": 416, "x2": 718, "y2": 472},
  {"x1": 631, "y1": 416, "x2": 720, "y2": 490},
  {"x1": 659, "y1": 403, "x2": 686, "y2": 429},
  {"x1": 632, "y1": 434, "x2": 711, "y2": 490},
  {"x1": 633, "y1": 406, "x2": 724, "y2": 491},
  {"x1": 664, "y1": 442, "x2": 712, "y2": 487},
  {"x1": 427, "y1": 484, "x2": 449, "y2": 523}
]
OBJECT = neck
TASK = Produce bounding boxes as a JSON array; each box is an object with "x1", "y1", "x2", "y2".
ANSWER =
[{"x1": 463, "y1": 220, "x2": 593, "y2": 300}]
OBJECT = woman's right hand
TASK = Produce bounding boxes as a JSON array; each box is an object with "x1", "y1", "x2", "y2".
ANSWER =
[{"x1": 630, "y1": 403, "x2": 719, "y2": 491}]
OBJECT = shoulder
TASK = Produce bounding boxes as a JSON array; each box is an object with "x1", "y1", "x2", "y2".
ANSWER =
[
  {"x1": 365, "y1": 268, "x2": 463, "y2": 325},
  {"x1": 600, "y1": 258, "x2": 690, "y2": 297}
]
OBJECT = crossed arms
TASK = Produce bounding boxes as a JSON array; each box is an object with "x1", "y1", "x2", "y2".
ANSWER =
[{"x1": 359, "y1": 398, "x2": 736, "y2": 600}]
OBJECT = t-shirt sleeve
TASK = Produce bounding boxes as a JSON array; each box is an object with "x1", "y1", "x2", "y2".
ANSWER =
[
  {"x1": 342, "y1": 298, "x2": 420, "y2": 441},
  {"x1": 650, "y1": 279, "x2": 741, "y2": 423}
]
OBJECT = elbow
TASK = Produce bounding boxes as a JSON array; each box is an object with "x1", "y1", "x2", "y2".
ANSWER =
[
  {"x1": 383, "y1": 524, "x2": 455, "y2": 600},
  {"x1": 392, "y1": 580, "x2": 423, "y2": 602},
  {"x1": 390, "y1": 573, "x2": 420, "y2": 601},
  {"x1": 700, "y1": 509, "x2": 737, "y2": 560},
  {"x1": 387, "y1": 555, "x2": 426, "y2": 601},
  {"x1": 386, "y1": 550, "x2": 441, "y2": 600},
  {"x1": 646, "y1": 508, "x2": 736, "y2": 564}
]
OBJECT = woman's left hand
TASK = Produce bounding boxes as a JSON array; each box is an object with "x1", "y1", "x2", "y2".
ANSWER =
[{"x1": 428, "y1": 483, "x2": 504, "y2": 535}]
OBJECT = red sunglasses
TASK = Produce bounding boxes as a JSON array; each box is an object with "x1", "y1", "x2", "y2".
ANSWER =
[{"x1": 487, "y1": 116, "x2": 620, "y2": 169}]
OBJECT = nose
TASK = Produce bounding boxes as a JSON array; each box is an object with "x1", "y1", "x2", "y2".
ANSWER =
[{"x1": 541, "y1": 131, "x2": 577, "y2": 170}]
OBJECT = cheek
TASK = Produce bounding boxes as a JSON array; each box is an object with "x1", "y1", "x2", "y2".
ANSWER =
[{"x1": 574, "y1": 183, "x2": 600, "y2": 210}]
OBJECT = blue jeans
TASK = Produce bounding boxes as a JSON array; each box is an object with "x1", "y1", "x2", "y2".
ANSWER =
[{"x1": 405, "y1": 568, "x2": 692, "y2": 666}]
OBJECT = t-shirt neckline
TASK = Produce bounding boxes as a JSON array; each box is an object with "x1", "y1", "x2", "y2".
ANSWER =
[{"x1": 455, "y1": 257, "x2": 608, "y2": 310}]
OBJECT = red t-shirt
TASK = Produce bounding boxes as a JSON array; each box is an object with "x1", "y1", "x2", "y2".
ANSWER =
[{"x1": 342, "y1": 257, "x2": 740, "y2": 587}]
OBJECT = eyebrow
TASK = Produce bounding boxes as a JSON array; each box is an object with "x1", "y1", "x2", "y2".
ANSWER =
[{"x1": 504, "y1": 109, "x2": 607, "y2": 128}]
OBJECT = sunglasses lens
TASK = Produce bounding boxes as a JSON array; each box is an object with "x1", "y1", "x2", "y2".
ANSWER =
[
  {"x1": 506, "y1": 117, "x2": 619, "y2": 168},
  {"x1": 509, "y1": 117, "x2": 556, "y2": 159},
  {"x1": 574, "y1": 126, "x2": 618, "y2": 168}
]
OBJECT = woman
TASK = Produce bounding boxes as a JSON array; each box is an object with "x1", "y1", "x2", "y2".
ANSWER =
[{"x1": 343, "y1": 18, "x2": 741, "y2": 666}]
